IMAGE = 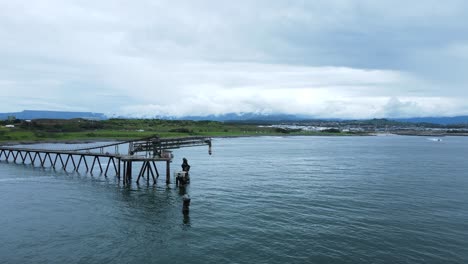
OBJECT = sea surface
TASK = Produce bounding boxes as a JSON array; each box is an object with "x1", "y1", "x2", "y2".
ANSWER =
[{"x1": 0, "y1": 136, "x2": 467, "y2": 264}]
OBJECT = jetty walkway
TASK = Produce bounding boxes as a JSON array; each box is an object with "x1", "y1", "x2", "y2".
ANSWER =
[{"x1": 0, "y1": 136, "x2": 212, "y2": 185}]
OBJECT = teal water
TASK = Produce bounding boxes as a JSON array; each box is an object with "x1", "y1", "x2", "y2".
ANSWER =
[{"x1": 0, "y1": 136, "x2": 467, "y2": 263}]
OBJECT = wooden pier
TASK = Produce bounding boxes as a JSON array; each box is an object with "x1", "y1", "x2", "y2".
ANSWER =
[{"x1": 0, "y1": 136, "x2": 212, "y2": 185}]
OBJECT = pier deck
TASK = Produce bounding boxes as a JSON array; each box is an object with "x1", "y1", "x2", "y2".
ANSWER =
[{"x1": 0, "y1": 136, "x2": 211, "y2": 185}]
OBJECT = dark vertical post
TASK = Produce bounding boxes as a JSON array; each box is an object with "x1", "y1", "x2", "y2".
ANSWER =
[
  {"x1": 126, "y1": 161, "x2": 133, "y2": 184},
  {"x1": 148, "y1": 162, "x2": 156, "y2": 184},
  {"x1": 146, "y1": 162, "x2": 150, "y2": 183},
  {"x1": 182, "y1": 194, "x2": 191, "y2": 214},
  {"x1": 123, "y1": 161, "x2": 127, "y2": 185},
  {"x1": 166, "y1": 160, "x2": 171, "y2": 184},
  {"x1": 117, "y1": 158, "x2": 121, "y2": 179}
]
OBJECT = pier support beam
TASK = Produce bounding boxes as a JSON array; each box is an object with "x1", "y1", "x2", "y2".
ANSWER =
[
  {"x1": 13, "y1": 151, "x2": 20, "y2": 163},
  {"x1": 152, "y1": 161, "x2": 159, "y2": 178},
  {"x1": 166, "y1": 160, "x2": 171, "y2": 184},
  {"x1": 0, "y1": 137, "x2": 207, "y2": 187},
  {"x1": 117, "y1": 158, "x2": 121, "y2": 179},
  {"x1": 126, "y1": 161, "x2": 133, "y2": 184},
  {"x1": 136, "y1": 161, "x2": 157, "y2": 185},
  {"x1": 19, "y1": 151, "x2": 25, "y2": 164}
]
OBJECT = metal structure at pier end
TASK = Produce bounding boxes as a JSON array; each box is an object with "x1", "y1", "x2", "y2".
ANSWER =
[{"x1": 0, "y1": 136, "x2": 212, "y2": 185}]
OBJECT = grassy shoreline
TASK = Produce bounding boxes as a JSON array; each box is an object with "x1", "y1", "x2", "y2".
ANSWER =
[
  {"x1": 7, "y1": 130, "x2": 468, "y2": 146},
  {"x1": 0, "y1": 131, "x2": 366, "y2": 146},
  {"x1": 0, "y1": 118, "x2": 366, "y2": 144},
  {"x1": 3, "y1": 117, "x2": 466, "y2": 145}
]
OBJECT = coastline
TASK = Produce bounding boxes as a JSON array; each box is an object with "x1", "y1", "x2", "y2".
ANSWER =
[
  {"x1": 2, "y1": 131, "x2": 467, "y2": 146},
  {"x1": 0, "y1": 138, "x2": 121, "y2": 146},
  {"x1": 0, "y1": 133, "x2": 363, "y2": 146}
]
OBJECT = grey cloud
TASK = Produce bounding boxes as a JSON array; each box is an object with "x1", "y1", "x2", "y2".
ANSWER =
[
  {"x1": 380, "y1": 98, "x2": 423, "y2": 118},
  {"x1": 0, "y1": 0, "x2": 467, "y2": 117}
]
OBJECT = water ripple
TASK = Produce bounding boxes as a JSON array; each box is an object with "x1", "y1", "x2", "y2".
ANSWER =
[{"x1": 1, "y1": 136, "x2": 468, "y2": 263}]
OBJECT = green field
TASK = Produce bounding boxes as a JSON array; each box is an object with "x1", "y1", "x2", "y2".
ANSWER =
[{"x1": 0, "y1": 118, "x2": 358, "y2": 143}]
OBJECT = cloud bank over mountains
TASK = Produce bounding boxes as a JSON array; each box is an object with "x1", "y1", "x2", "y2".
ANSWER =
[{"x1": 1, "y1": 0, "x2": 468, "y2": 118}]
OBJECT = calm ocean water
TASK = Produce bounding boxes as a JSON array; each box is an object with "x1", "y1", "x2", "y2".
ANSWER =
[{"x1": 0, "y1": 136, "x2": 467, "y2": 264}]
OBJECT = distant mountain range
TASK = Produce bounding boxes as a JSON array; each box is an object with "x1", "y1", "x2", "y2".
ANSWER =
[
  {"x1": 175, "y1": 113, "x2": 310, "y2": 122},
  {"x1": 177, "y1": 113, "x2": 468, "y2": 125},
  {"x1": 0, "y1": 110, "x2": 107, "y2": 120},
  {"x1": 2, "y1": 110, "x2": 468, "y2": 125},
  {"x1": 393, "y1": 116, "x2": 468, "y2": 125}
]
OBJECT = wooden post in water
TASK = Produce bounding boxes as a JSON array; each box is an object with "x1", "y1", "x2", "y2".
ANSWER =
[
  {"x1": 122, "y1": 161, "x2": 127, "y2": 185},
  {"x1": 166, "y1": 160, "x2": 170, "y2": 184},
  {"x1": 182, "y1": 194, "x2": 191, "y2": 214},
  {"x1": 117, "y1": 158, "x2": 121, "y2": 179},
  {"x1": 126, "y1": 161, "x2": 132, "y2": 184}
]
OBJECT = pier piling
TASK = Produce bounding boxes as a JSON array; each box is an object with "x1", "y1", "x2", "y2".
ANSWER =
[{"x1": 166, "y1": 160, "x2": 171, "y2": 184}]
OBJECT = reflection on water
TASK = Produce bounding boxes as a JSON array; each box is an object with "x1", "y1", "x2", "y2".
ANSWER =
[{"x1": 183, "y1": 214, "x2": 191, "y2": 228}]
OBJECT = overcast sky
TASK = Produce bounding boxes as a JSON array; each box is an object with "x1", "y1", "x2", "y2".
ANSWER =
[{"x1": 1, "y1": 0, "x2": 468, "y2": 118}]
